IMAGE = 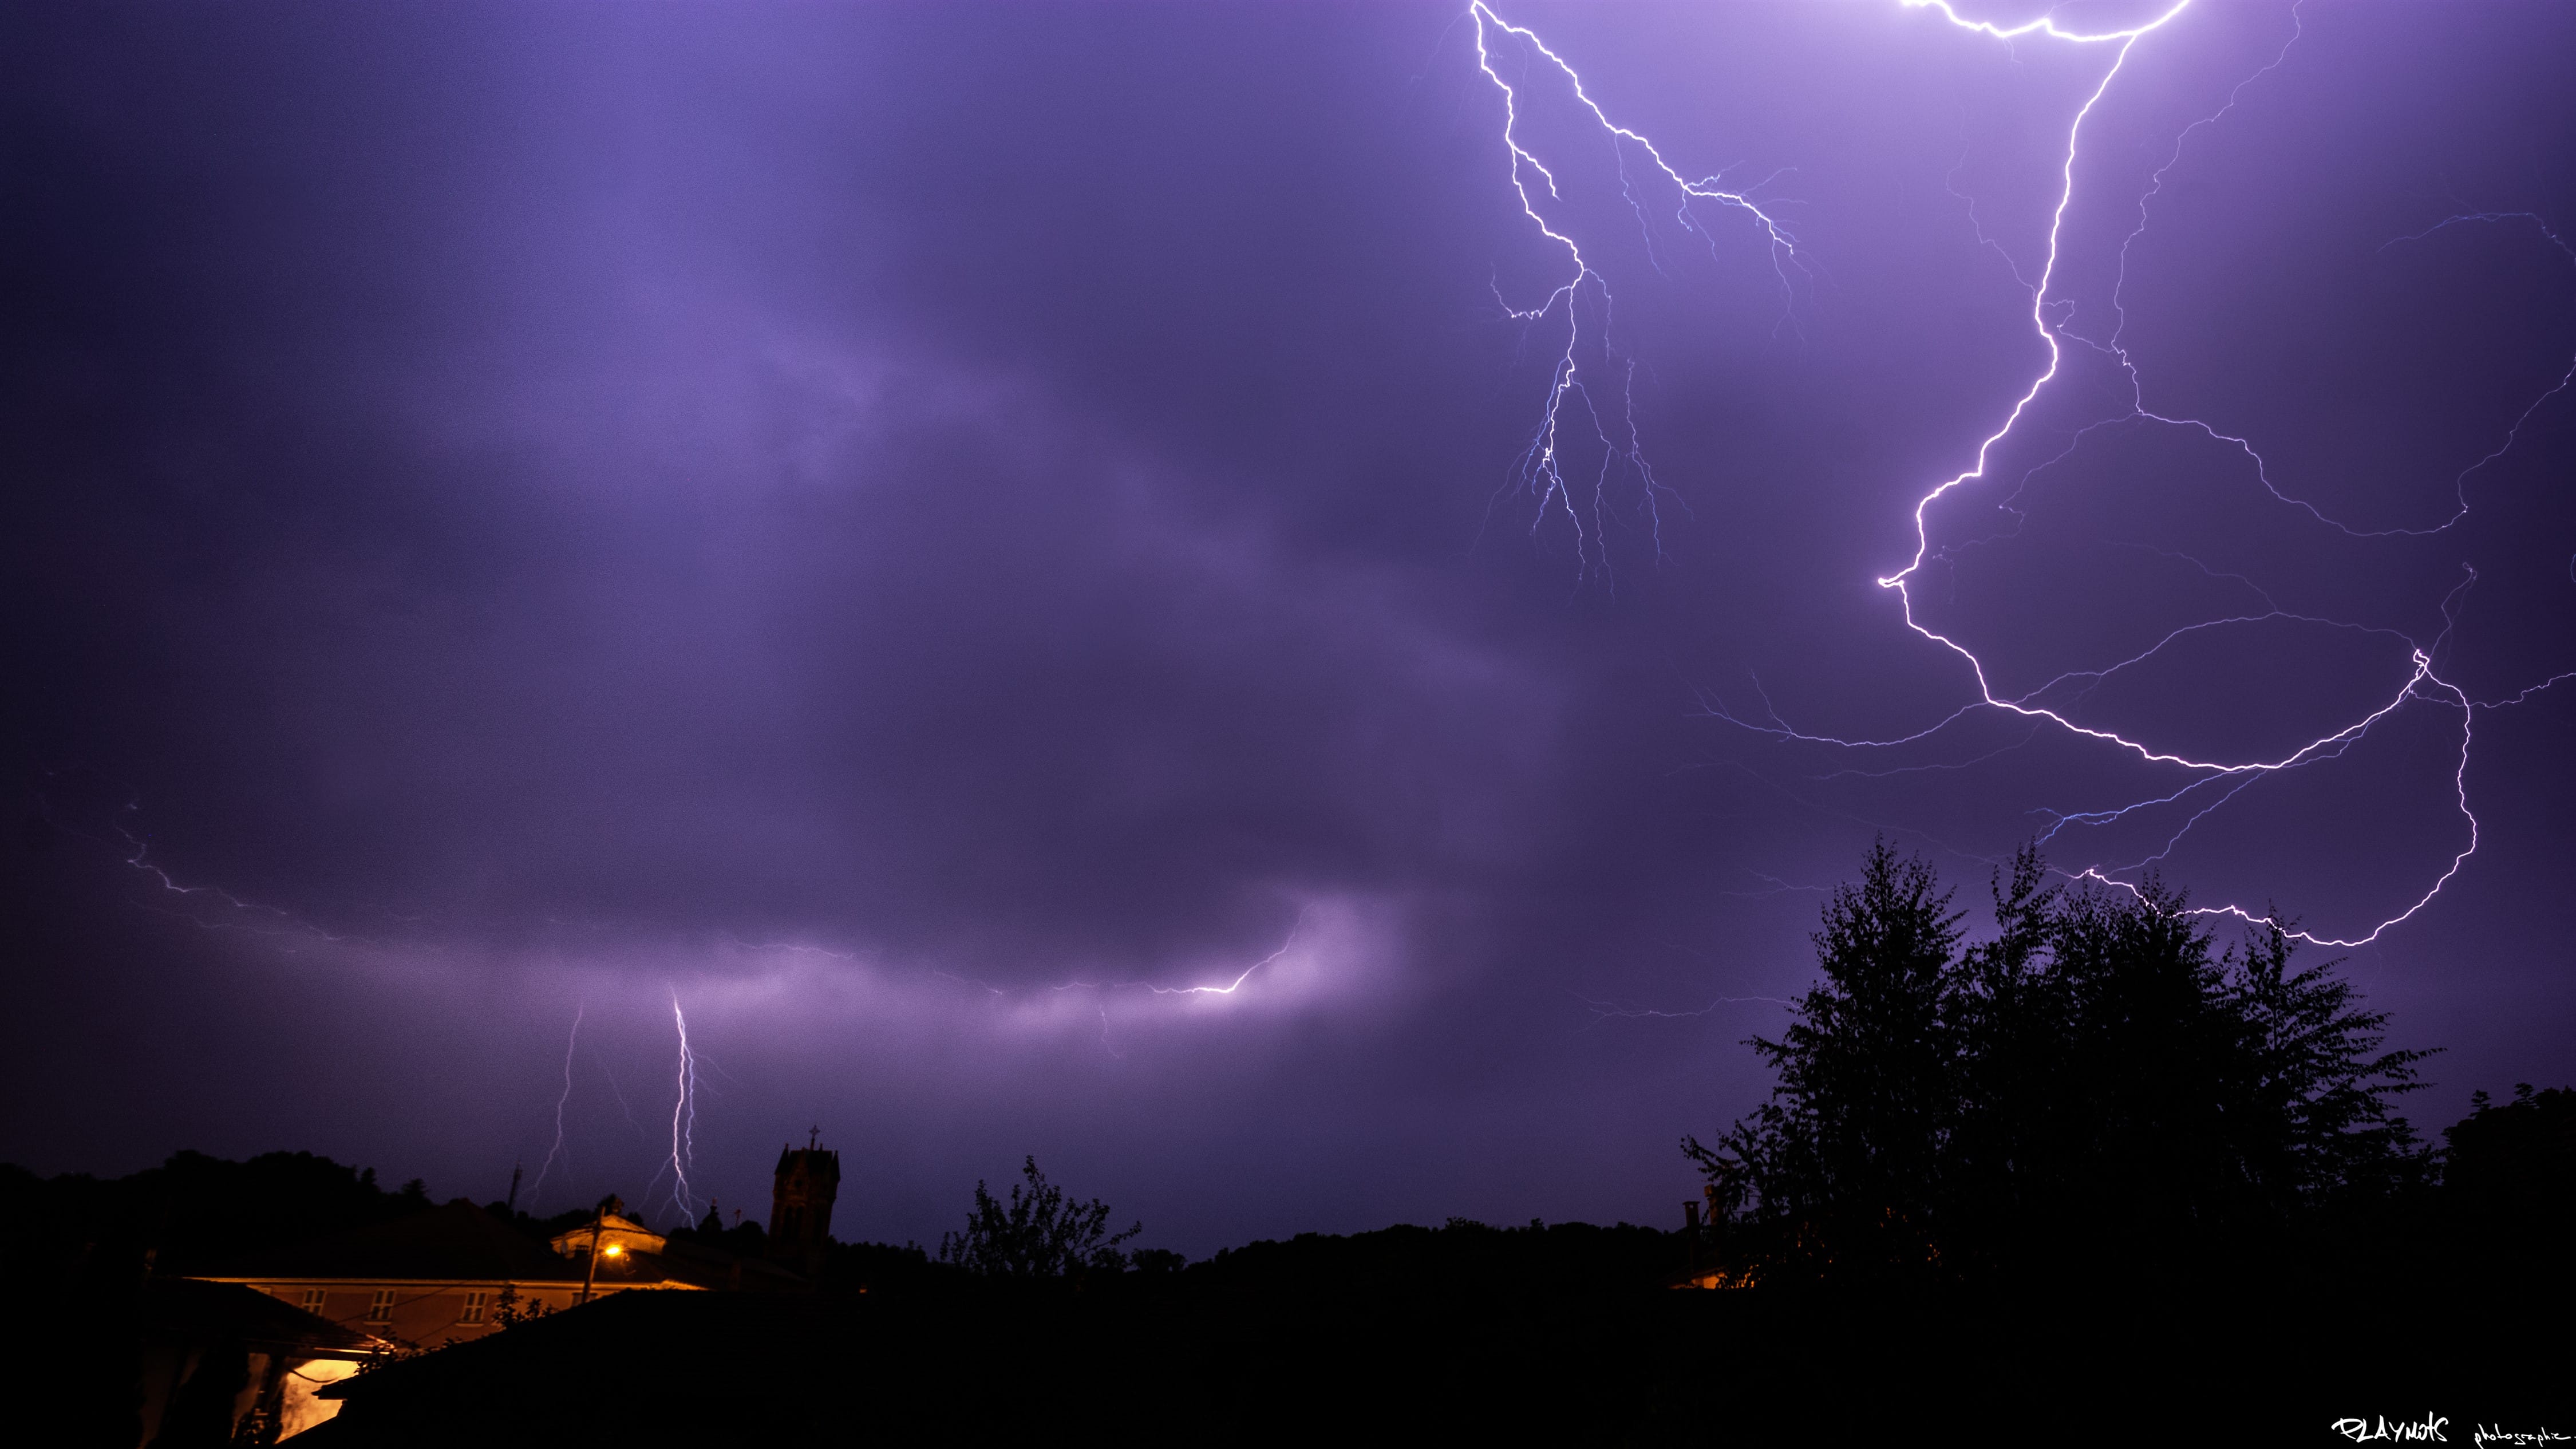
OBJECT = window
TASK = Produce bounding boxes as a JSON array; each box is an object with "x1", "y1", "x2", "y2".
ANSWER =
[
  {"x1": 366, "y1": 1289, "x2": 396, "y2": 1324},
  {"x1": 299, "y1": 1288, "x2": 326, "y2": 1314},
  {"x1": 460, "y1": 1290, "x2": 489, "y2": 1325}
]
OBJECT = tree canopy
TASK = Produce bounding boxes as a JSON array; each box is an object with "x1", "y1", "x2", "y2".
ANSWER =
[
  {"x1": 1688, "y1": 840, "x2": 2433, "y2": 1288},
  {"x1": 936, "y1": 1156, "x2": 1140, "y2": 1280}
]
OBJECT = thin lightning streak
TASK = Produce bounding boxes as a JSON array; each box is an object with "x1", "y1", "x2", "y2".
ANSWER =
[
  {"x1": 2125, "y1": 214, "x2": 2576, "y2": 539},
  {"x1": 939, "y1": 907, "x2": 1313, "y2": 1004},
  {"x1": 1141, "y1": 911, "x2": 1306, "y2": 997},
  {"x1": 528, "y1": 1004, "x2": 583, "y2": 1213},
  {"x1": 1578, "y1": 992, "x2": 1795, "y2": 1023},
  {"x1": 598, "y1": 1056, "x2": 653, "y2": 1148},
  {"x1": 1712, "y1": 872, "x2": 1834, "y2": 899},
  {"x1": 2474, "y1": 670, "x2": 2576, "y2": 712},
  {"x1": 35, "y1": 779, "x2": 350, "y2": 945}
]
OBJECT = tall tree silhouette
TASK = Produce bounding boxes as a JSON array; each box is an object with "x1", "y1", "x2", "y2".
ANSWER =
[
  {"x1": 1690, "y1": 839, "x2": 1962, "y2": 1282},
  {"x1": 1689, "y1": 842, "x2": 2431, "y2": 1287}
]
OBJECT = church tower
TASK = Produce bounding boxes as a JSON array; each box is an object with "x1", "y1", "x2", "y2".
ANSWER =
[{"x1": 768, "y1": 1131, "x2": 841, "y2": 1277}]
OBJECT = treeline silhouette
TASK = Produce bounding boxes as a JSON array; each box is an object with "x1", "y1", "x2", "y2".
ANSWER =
[
  {"x1": 1, "y1": 1149, "x2": 635, "y2": 1292},
  {"x1": 1687, "y1": 840, "x2": 2435, "y2": 1293}
]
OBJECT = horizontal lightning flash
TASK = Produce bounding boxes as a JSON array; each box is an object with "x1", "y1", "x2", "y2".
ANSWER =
[
  {"x1": 1143, "y1": 914, "x2": 1307, "y2": 997},
  {"x1": 1472, "y1": 0, "x2": 2576, "y2": 956},
  {"x1": 1032, "y1": 907, "x2": 1311, "y2": 1008}
]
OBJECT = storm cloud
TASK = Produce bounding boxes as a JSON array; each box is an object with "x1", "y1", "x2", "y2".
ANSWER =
[{"x1": 6, "y1": 2, "x2": 2572, "y2": 1254}]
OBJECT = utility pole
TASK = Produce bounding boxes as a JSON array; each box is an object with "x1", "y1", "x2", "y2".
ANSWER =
[{"x1": 578, "y1": 1200, "x2": 608, "y2": 1305}]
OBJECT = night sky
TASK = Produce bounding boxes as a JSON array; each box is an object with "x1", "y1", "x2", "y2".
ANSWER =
[{"x1": 6, "y1": 1, "x2": 2572, "y2": 1259}]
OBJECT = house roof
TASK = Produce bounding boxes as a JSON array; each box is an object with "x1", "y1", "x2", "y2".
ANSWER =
[
  {"x1": 617, "y1": 1237, "x2": 811, "y2": 1293},
  {"x1": 144, "y1": 1276, "x2": 390, "y2": 1357},
  {"x1": 226, "y1": 1199, "x2": 586, "y2": 1284},
  {"x1": 545, "y1": 1210, "x2": 663, "y2": 1259}
]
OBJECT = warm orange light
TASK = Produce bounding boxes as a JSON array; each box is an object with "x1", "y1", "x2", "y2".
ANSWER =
[{"x1": 603, "y1": 1245, "x2": 624, "y2": 1257}]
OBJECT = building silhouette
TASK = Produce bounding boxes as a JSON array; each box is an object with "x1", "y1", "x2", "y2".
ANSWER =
[{"x1": 769, "y1": 1135, "x2": 841, "y2": 1277}]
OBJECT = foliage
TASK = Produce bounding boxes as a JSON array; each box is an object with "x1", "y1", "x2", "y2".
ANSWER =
[
  {"x1": 668, "y1": 1201, "x2": 771, "y2": 1257},
  {"x1": 485, "y1": 1284, "x2": 553, "y2": 1331},
  {"x1": 820, "y1": 1237, "x2": 948, "y2": 1296},
  {"x1": 1192, "y1": 1217, "x2": 1678, "y2": 1302},
  {"x1": 1686, "y1": 840, "x2": 2434, "y2": 1286},
  {"x1": 2432, "y1": 1082, "x2": 2576, "y2": 1280},
  {"x1": 0, "y1": 1149, "x2": 433, "y2": 1281},
  {"x1": 2441, "y1": 1081, "x2": 2576, "y2": 1198},
  {"x1": 936, "y1": 1156, "x2": 1139, "y2": 1280}
]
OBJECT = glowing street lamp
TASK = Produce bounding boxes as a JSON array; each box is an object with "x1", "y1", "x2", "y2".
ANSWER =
[{"x1": 576, "y1": 1196, "x2": 626, "y2": 1305}]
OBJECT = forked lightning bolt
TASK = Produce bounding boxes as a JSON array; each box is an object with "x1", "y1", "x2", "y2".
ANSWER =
[
  {"x1": 1469, "y1": 1, "x2": 1801, "y2": 583},
  {"x1": 1471, "y1": 0, "x2": 2576, "y2": 947}
]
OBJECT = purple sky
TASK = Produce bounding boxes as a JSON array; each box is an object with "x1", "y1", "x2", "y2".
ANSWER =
[{"x1": 6, "y1": 2, "x2": 2573, "y2": 1258}]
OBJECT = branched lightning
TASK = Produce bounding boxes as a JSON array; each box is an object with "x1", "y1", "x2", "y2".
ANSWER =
[
  {"x1": 1469, "y1": 1, "x2": 1802, "y2": 582},
  {"x1": 1866, "y1": 0, "x2": 2569, "y2": 946},
  {"x1": 1472, "y1": 0, "x2": 2576, "y2": 956},
  {"x1": 28, "y1": 776, "x2": 351, "y2": 947}
]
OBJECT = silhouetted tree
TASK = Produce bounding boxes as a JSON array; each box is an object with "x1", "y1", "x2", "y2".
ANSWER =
[
  {"x1": 1688, "y1": 840, "x2": 2432, "y2": 1287},
  {"x1": 937, "y1": 1156, "x2": 1140, "y2": 1280},
  {"x1": 2443, "y1": 1083, "x2": 2576, "y2": 1199},
  {"x1": 0, "y1": 1149, "x2": 434, "y2": 1281},
  {"x1": 2433, "y1": 1083, "x2": 2575, "y2": 1284},
  {"x1": 1689, "y1": 839, "x2": 1962, "y2": 1282}
]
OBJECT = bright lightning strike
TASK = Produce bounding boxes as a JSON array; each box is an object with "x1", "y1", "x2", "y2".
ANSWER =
[
  {"x1": 666, "y1": 991, "x2": 701, "y2": 1224},
  {"x1": 1869, "y1": 0, "x2": 2562, "y2": 947},
  {"x1": 1470, "y1": 1, "x2": 2576, "y2": 953}
]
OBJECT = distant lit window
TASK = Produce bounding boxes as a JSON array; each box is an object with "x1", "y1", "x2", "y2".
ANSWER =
[
  {"x1": 460, "y1": 1290, "x2": 489, "y2": 1325},
  {"x1": 366, "y1": 1289, "x2": 396, "y2": 1324},
  {"x1": 299, "y1": 1288, "x2": 325, "y2": 1314}
]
